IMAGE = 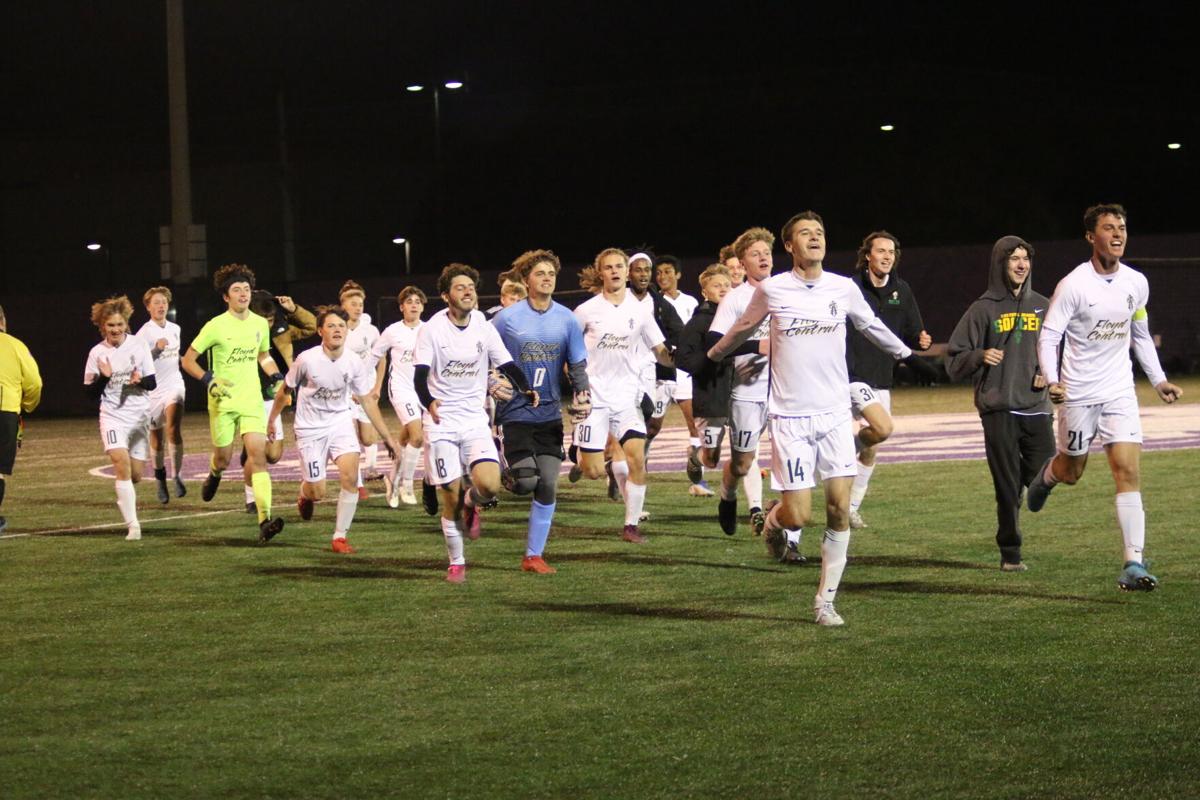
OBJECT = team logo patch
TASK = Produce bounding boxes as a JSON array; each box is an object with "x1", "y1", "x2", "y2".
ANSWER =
[
  {"x1": 829, "y1": 301, "x2": 839, "y2": 317},
  {"x1": 1127, "y1": 294, "x2": 1135, "y2": 312},
  {"x1": 628, "y1": 318, "x2": 635, "y2": 330}
]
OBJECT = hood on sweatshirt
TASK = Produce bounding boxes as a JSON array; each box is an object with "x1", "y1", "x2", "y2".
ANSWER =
[{"x1": 982, "y1": 235, "x2": 1035, "y2": 301}]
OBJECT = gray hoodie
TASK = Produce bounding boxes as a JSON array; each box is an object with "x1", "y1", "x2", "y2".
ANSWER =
[{"x1": 946, "y1": 235, "x2": 1051, "y2": 415}]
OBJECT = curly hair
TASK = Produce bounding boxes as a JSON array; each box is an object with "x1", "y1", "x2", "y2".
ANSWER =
[
  {"x1": 437, "y1": 263, "x2": 480, "y2": 295},
  {"x1": 511, "y1": 249, "x2": 561, "y2": 281},
  {"x1": 91, "y1": 295, "x2": 134, "y2": 329},
  {"x1": 213, "y1": 263, "x2": 256, "y2": 295}
]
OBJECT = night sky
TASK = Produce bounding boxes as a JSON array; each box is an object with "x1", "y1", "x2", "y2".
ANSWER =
[{"x1": 2, "y1": 2, "x2": 1195, "y2": 287}]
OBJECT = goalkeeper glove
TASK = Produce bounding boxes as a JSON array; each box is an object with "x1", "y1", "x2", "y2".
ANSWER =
[{"x1": 203, "y1": 371, "x2": 234, "y2": 400}]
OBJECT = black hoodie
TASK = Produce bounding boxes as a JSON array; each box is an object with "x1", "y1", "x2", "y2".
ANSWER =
[{"x1": 945, "y1": 235, "x2": 1051, "y2": 415}]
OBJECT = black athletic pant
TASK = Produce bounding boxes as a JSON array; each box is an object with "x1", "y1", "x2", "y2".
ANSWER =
[{"x1": 980, "y1": 410, "x2": 1055, "y2": 564}]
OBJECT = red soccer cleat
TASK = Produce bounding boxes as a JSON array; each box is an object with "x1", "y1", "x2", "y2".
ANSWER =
[
  {"x1": 331, "y1": 537, "x2": 356, "y2": 554},
  {"x1": 621, "y1": 524, "x2": 647, "y2": 544},
  {"x1": 357, "y1": 486, "x2": 369, "y2": 501},
  {"x1": 445, "y1": 564, "x2": 467, "y2": 583},
  {"x1": 521, "y1": 555, "x2": 557, "y2": 574}
]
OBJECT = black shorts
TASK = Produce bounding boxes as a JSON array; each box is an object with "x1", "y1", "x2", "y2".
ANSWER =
[
  {"x1": 501, "y1": 421, "x2": 565, "y2": 463},
  {"x1": 0, "y1": 411, "x2": 19, "y2": 475}
]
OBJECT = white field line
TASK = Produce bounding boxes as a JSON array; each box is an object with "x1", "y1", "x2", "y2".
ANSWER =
[{"x1": 0, "y1": 509, "x2": 237, "y2": 539}]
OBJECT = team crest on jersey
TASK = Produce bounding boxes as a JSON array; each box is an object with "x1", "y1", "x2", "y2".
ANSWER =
[
  {"x1": 476, "y1": 341, "x2": 484, "y2": 355},
  {"x1": 628, "y1": 317, "x2": 635, "y2": 330},
  {"x1": 1127, "y1": 294, "x2": 1135, "y2": 312},
  {"x1": 829, "y1": 301, "x2": 839, "y2": 317}
]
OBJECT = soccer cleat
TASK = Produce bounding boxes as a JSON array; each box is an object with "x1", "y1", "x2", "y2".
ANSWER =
[
  {"x1": 621, "y1": 524, "x2": 647, "y2": 544},
  {"x1": 156, "y1": 479, "x2": 170, "y2": 505},
  {"x1": 422, "y1": 480, "x2": 439, "y2": 516},
  {"x1": 297, "y1": 494, "x2": 314, "y2": 521},
  {"x1": 688, "y1": 481, "x2": 714, "y2": 498},
  {"x1": 782, "y1": 541, "x2": 807, "y2": 564},
  {"x1": 383, "y1": 473, "x2": 399, "y2": 508},
  {"x1": 605, "y1": 461, "x2": 621, "y2": 501},
  {"x1": 461, "y1": 501, "x2": 482, "y2": 541},
  {"x1": 521, "y1": 555, "x2": 557, "y2": 574},
  {"x1": 446, "y1": 564, "x2": 467, "y2": 583},
  {"x1": 125, "y1": 524, "x2": 142, "y2": 541},
  {"x1": 848, "y1": 510, "x2": 867, "y2": 529},
  {"x1": 399, "y1": 484, "x2": 418, "y2": 506},
  {"x1": 718, "y1": 497, "x2": 737, "y2": 536},
  {"x1": 357, "y1": 486, "x2": 369, "y2": 501},
  {"x1": 258, "y1": 516, "x2": 284, "y2": 543},
  {"x1": 1026, "y1": 456, "x2": 1056, "y2": 512},
  {"x1": 1117, "y1": 560, "x2": 1158, "y2": 592},
  {"x1": 246, "y1": 501, "x2": 257, "y2": 515},
  {"x1": 749, "y1": 506, "x2": 765, "y2": 537},
  {"x1": 1000, "y1": 561, "x2": 1028, "y2": 572},
  {"x1": 567, "y1": 463, "x2": 583, "y2": 483},
  {"x1": 814, "y1": 601, "x2": 845, "y2": 627},
  {"x1": 201, "y1": 471, "x2": 221, "y2": 502},
  {"x1": 686, "y1": 448, "x2": 703, "y2": 484},
  {"x1": 331, "y1": 537, "x2": 356, "y2": 554},
  {"x1": 174, "y1": 477, "x2": 187, "y2": 498}
]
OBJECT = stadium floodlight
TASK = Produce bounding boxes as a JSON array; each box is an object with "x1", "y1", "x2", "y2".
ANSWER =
[
  {"x1": 406, "y1": 84, "x2": 424, "y2": 92},
  {"x1": 1167, "y1": 142, "x2": 1182, "y2": 150},
  {"x1": 392, "y1": 236, "x2": 412, "y2": 274},
  {"x1": 86, "y1": 242, "x2": 103, "y2": 251},
  {"x1": 880, "y1": 124, "x2": 895, "y2": 132},
  {"x1": 444, "y1": 80, "x2": 464, "y2": 90}
]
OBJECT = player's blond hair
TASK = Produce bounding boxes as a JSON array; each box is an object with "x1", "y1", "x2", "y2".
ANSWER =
[
  {"x1": 698, "y1": 263, "x2": 732, "y2": 290},
  {"x1": 500, "y1": 280, "x2": 527, "y2": 300},
  {"x1": 732, "y1": 228, "x2": 774, "y2": 259},
  {"x1": 143, "y1": 286, "x2": 172, "y2": 306},
  {"x1": 338, "y1": 280, "x2": 366, "y2": 302},
  {"x1": 91, "y1": 295, "x2": 134, "y2": 329}
]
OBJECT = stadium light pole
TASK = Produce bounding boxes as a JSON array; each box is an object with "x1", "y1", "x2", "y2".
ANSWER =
[
  {"x1": 406, "y1": 77, "x2": 466, "y2": 259},
  {"x1": 86, "y1": 240, "x2": 113, "y2": 286},
  {"x1": 392, "y1": 236, "x2": 412, "y2": 274}
]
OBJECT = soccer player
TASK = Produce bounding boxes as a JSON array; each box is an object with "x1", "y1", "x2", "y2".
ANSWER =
[
  {"x1": 181, "y1": 263, "x2": 287, "y2": 542},
  {"x1": 652, "y1": 255, "x2": 710, "y2": 495},
  {"x1": 243, "y1": 291, "x2": 317, "y2": 514},
  {"x1": 1026, "y1": 204, "x2": 1183, "y2": 591},
  {"x1": 268, "y1": 307, "x2": 399, "y2": 554},
  {"x1": 708, "y1": 227, "x2": 775, "y2": 535},
  {"x1": 84, "y1": 296, "x2": 157, "y2": 541},
  {"x1": 0, "y1": 304, "x2": 43, "y2": 535},
  {"x1": 845, "y1": 231, "x2": 934, "y2": 529},
  {"x1": 137, "y1": 287, "x2": 187, "y2": 504},
  {"x1": 675, "y1": 264, "x2": 734, "y2": 484},
  {"x1": 719, "y1": 244, "x2": 745, "y2": 285},
  {"x1": 946, "y1": 236, "x2": 1053, "y2": 571},
  {"x1": 372, "y1": 286, "x2": 427, "y2": 507},
  {"x1": 574, "y1": 248, "x2": 674, "y2": 543},
  {"x1": 708, "y1": 211, "x2": 919, "y2": 626},
  {"x1": 629, "y1": 253, "x2": 683, "y2": 466},
  {"x1": 340, "y1": 281, "x2": 385, "y2": 494},
  {"x1": 414, "y1": 263, "x2": 536, "y2": 583},
  {"x1": 492, "y1": 249, "x2": 590, "y2": 573}
]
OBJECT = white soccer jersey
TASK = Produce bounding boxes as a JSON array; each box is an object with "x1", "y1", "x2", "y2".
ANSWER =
[
  {"x1": 136, "y1": 318, "x2": 184, "y2": 389},
  {"x1": 373, "y1": 320, "x2": 422, "y2": 400},
  {"x1": 711, "y1": 281, "x2": 771, "y2": 402},
  {"x1": 1042, "y1": 261, "x2": 1150, "y2": 407},
  {"x1": 83, "y1": 335, "x2": 157, "y2": 424},
  {"x1": 743, "y1": 270, "x2": 909, "y2": 416},
  {"x1": 663, "y1": 291, "x2": 699, "y2": 325},
  {"x1": 286, "y1": 346, "x2": 376, "y2": 434},
  {"x1": 345, "y1": 318, "x2": 380, "y2": 365},
  {"x1": 415, "y1": 309, "x2": 514, "y2": 431},
  {"x1": 575, "y1": 291, "x2": 665, "y2": 410}
]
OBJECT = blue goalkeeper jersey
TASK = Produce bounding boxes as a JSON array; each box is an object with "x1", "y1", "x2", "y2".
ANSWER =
[{"x1": 491, "y1": 299, "x2": 586, "y2": 425}]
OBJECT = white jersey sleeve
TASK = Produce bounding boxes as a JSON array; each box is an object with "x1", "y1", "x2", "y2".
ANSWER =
[
  {"x1": 710, "y1": 281, "x2": 770, "y2": 402},
  {"x1": 84, "y1": 336, "x2": 156, "y2": 424},
  {"x1": 136, "y1": 319, "x2": 183, "y2": 388}
]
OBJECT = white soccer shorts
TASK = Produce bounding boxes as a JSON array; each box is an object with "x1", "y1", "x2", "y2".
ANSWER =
[
  {"x1": 729, "y1": 399, "x2": 768, "y2": 453},
  {"x1": 147, "y1": 381, "x2": 186, "y2": 430},
  {"x1": 694, "y1": 416, "x2": 728, "y2": 453},
  {"x1": 769, "y1": 411, "x2": 857, "y2": 491},
  {"x1": 263, "y1": 399, "x2": 284, "y2": 440},
  {"x1": 1056, "y1": 393, "x2": 1143, "y2": 456},
  {"x1": 296, "y1": 421, "x2": 361, "y2": 483},
  {"x1": 426, "y1": 426, "x2": 498, "y2": 485},
  {"x1": 573, "y1": 405, "x2": 646, "y2": 452},
  {"x1": 390, "y1": 392, "x2": 422, "y2": 426},
  {"x1": 99, "y1": 414, "x2": 150, "y2": 461}
]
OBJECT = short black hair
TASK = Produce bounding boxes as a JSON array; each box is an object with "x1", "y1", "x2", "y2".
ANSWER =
[{"x1": 1084, "y1": 203, "x2": 1127, "y2": 233}]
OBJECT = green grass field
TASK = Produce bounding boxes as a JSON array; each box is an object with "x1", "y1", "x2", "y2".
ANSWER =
[{"x1": 3, "y1": 382, "x2": 1199, "y2": 799}]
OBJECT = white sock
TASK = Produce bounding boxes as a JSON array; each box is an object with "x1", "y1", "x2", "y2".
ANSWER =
[
  {"x1": 849, "y1": 463, "x2": 875, "y2": 512},
  {"x1": 356, "y1": 467, "x2": 364, "y2": 489},
  {"x1": 363, "y1": 443, "x2": 378, "y2": 472},
  {"x1": 1115, "y1": 492, "x2": 1145, "y2": 563},
  {"x1": 402, "y1": 445, "x2": 420, "y2": 485},
  {"x1": 168, "y1": 444, "x2": 183, "y2": 478},
  {"x1": 786, "y1": 528, "x2": 802, "y2": 546},
  {"x1": 817, "y1": 528, "x2": 851, "y2": 604},
  {"x1": 334, "y1": 488, "x2": 359, "y2": 537},
  {"x1": 624, "y1": 481, "x2": 647, "y2": 526},
  {"x1": 688, "y1": 436, "x2": 701, "y2": 449},
  {"x1": 441, "y1": 516, "x2": 465, "y2": 565},
  {"x1": 742, "y1": 459, "x2": 763, "y2": 511},
  {"x1": 115, "y1": 479, "x2": 138, "y2": 526},
  {"x1": 611, "y1": 459, "x2": 629, "y2": 498},
  {"x1": 244, "y1": 484, "x2": 255, "y2": 504}
]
